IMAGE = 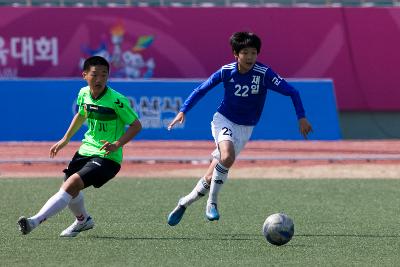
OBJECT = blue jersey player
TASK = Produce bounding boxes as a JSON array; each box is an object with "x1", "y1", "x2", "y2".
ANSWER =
[{"x1": 167, "y1": 32, "x2": 313, "y2": 226}]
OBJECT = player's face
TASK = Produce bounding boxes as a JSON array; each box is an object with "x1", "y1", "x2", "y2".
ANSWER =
[
  {"x1": 235, "y1": 47, "x2": 258, "y2": 73},
  {"x1": 83, "y1": 65, "x2": 109, "y2": 96}
]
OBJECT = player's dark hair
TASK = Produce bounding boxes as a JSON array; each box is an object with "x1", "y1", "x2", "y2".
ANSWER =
[
  {"x1": 230, "y1": 32, "x2": 261, "y2": 54},
  {"x1": 83, "y1": 56, "x2": 110, "y2": 72}
]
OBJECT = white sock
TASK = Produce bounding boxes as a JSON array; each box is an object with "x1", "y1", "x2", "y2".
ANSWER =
[
  {"x1": 29, "y1": 188, "x2": 72, "y2": 227},
  {"x1": 68, "y1": 192, "x2": 89, "y2": 224},
  {"x1": 207, "y1": 162, "x2": 229, "y2": 205},
  {"x1": 179, "y1": 177, "x2": 210, "y2": 207}
]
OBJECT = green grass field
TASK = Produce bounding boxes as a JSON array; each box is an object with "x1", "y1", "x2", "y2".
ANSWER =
[{"x1": 1, "y1": 178, "x2": 400, "y2": 266}]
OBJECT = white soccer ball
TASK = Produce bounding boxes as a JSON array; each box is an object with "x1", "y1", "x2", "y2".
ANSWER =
[{"x1": 262, "y1": 212, "x2": 294, "y2": 246}]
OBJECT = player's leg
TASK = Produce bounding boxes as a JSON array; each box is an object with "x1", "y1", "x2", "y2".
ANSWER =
[
  {"x1": 205, "y1": 112, "x2": 254, "y2": 221},
  {"x1": 60, "y1": 157, "x2": 120, "y2": 237},
  {"x1": 67, "y1": 191, "x2": 89, "y2": 224},
  {"x1": 167, "y1": 112, "x2": 227, "y2": 226},
  {"x1": 17, "y1": 174, "x2": 83, "y2": 235},
  {"x1": 204, "y1": 113, "x2": 235, "y2": 221},
  {"x1": 59, "y1": 173, "x2": 94, "y2": 238},
  {"x1": 167, "y1": 160, "x2": 217, "y2": 226},
  {"x1": 180, "y1": 160, "x2": 216, "y2": 206},
  {"x1": 206, "y1": 140, "x2": 234, "y2": 221},
  {"x1": 59, "y1": 191, "x2": 94, "y2": 237}
]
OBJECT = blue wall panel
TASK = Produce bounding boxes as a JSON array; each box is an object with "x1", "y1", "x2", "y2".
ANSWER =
[{"x1": 0, "y1": 79, "x2": 341, "y2": 141}]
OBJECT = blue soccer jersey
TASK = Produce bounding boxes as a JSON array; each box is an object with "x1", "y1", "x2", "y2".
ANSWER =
[{"x1": 180, "y1": 62, "x2": 305, "y2": 126}]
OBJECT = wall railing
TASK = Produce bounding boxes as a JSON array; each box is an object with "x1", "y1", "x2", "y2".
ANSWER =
[{"x1": 1, "y1": 0, "x2": 398, "y2": 7}]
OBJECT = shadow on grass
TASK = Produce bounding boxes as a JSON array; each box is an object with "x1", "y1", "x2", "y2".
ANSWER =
[
  {"x1": 297, "y1": 233, "x2": 400, "y2": 238},
  {"x1": 91, "y1": 233, "x2": 260, "y2": 241},
  {"x1": 89, "y1": 233, "x2": 312, "y2": 247}
]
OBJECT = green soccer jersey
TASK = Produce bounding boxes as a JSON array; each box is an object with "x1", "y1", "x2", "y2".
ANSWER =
[{"x1": 76, "y1": 86, "x2": 138, "y2": 164}]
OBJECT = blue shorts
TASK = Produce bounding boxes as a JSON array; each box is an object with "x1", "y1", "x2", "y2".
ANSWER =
[{"x1": 63, "y1": 152, "x2": 121, "y2": 188}]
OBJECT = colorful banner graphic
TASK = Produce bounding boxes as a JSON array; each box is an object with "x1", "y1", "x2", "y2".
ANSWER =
[{"x1": 0, "y1": 7, "x2": 398, "y2": 110}]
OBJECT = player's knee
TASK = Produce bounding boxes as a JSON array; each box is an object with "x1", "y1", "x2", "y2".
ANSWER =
[
  {"x1": 62, "y1": 174, "x2": 84, "y2": 197},
  {"x1": 220, "y1": 154, "x2": 235, "y2": 168}
]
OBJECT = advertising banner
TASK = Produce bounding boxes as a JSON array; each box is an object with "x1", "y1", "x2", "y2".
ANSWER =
[
  {"x1": 0, "y1": 8, "x2": 399, "y2": 110},
  {"x1": 0, "y1": 79, "x2": 340, "y2": 141}
]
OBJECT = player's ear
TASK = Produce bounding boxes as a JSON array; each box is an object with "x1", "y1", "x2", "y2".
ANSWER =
[{"x1": 82, "y1": 71, "x2": 87, "y2": 80}]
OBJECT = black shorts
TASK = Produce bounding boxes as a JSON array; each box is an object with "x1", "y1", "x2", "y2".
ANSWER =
[{"x1": 63, "y1": 152, "x2": 121, "y2": 188}]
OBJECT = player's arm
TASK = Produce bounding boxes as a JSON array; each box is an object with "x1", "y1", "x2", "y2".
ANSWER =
[
  {"x1": 168, "y1": 70, "x2": 222, "y2": 130},
  {"x1": 50, "y1": 113, "x2": 86, "y2": 158},
  {"x1": 266, "y1": 69, "x2": 313, "y2": 139},
  {"x1": 100, "y1": 119, "x2": 142, "y2": 155}
]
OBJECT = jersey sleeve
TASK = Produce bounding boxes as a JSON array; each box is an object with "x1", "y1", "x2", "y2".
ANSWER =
[
  {"x1": 265, "y1": 68, "x2": 306, "y2": 119},
  {"x1": 179, "y1": 69, "x2": 223, "y2": 113},
  {"x1": 114, "y1": 95, "x2": 139, "y2": 125},
  {"x1": 76, "y1": 90, "x2": 86, "y2": 117}
]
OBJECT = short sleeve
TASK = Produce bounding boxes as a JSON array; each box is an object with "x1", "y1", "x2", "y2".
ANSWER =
[
  {"x1": 114, "y1": 95, "x2": 139, "y2": 125},
  {"x1": 77, "y1": 91, "x2": 86, "y2": 116}
]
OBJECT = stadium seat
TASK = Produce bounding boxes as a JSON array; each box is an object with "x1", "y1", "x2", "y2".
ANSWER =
[
  {"x1": 231, "y1": 2, "x2": 251, "y2": 7},
  {"x1": 170, "y1": 2, "x2": 185, "y2": 6},
  {"x1": 198, "y1": 2, "x2": 216, "y2": 7}
]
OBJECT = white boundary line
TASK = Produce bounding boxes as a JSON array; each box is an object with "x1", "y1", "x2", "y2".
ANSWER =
[{"x1": 1, "y1": 154, "x2": 400, "y2": 164}]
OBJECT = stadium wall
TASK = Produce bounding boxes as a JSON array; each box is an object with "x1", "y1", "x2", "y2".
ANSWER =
[
  {"x1": 0, "y1": 79, "x2": 341, "y2": 141},
  {"x1": 339, "y1": 111, "x2": 400, "y2": 139},
  {"x1": 0, "y1": 7, "x2": 399, "y2": 112}
]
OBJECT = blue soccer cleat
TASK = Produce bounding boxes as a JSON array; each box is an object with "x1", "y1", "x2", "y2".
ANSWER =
[
  {"x1": 206, "y1": 203, "x2": 220, "y2": 221},
  {"x1": 167, "y1": 203, "x2": 186, "y2": 226}
]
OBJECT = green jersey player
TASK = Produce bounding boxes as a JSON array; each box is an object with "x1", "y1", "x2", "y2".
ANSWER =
[{"x1": 18, "y1": 56, "x2": 142, "y2": 237}]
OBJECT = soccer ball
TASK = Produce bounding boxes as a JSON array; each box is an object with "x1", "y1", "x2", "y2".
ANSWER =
[{"x1": 262, "y1": 213, "x2": 294, "y2": 246}]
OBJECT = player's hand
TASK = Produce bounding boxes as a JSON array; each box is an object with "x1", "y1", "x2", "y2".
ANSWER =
[
  {"x1": 49, "y1": 138, "x2": 69, "y2": 158},
  {"x1": 168, "y1": 112, "x2": 185, "y2": 131},
  {"x1": 100, "y1": 140, "x2": 120, "y2": 156},
  {"x1": 299, "y1": 118, "x2": 313, "y2": 140}
]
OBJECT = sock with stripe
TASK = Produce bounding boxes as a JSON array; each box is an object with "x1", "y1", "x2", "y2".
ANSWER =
[
  {"x1": 68, "y1": 191, "x2": 89, "y2": 224},
  {"x1": 207, "y1": 162, "x2": 229, "y2": 205},
  {"x1": 179, "y1": 177, "x2": 210, "y2": 207},
  {"x1": 29, "y1": 188, "x2": 72, "y2": 228}
]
